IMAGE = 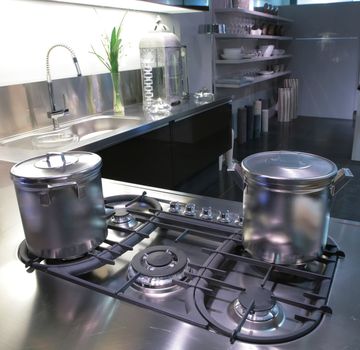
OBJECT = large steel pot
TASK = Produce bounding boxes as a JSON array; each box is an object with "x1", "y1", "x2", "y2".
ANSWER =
[
  {"x1": 235, "y1": 151, "x2": 353, "y2": 265},
  {"x1": 11, "y1": 151, "x2": 107, "y2": 259}
]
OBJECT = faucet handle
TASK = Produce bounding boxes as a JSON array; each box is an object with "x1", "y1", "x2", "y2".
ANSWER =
[
  {"x1": 47, "y1": 93, "x2": 69, "y2": 119},
  {"x1": 47, "y1": 108, "x2": 69, "y2": 129},
  {"x1": 47, "y1": 94, "x2": 69, "y2": 130},
  {"x1": 47, "y1": 108, "x2": 69, "y2": 118}
]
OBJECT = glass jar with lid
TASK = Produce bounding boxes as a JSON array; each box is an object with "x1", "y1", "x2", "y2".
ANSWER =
[{"x1": 139, "y1": 16, "x2": 189, "y2": 113}]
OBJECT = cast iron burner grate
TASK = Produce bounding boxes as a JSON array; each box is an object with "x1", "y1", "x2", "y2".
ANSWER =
[
  {"x1": 194, "y1": 243, "x2": 344, "y2": 344},
  {"x1": 17, "y1": 191, "x2": 345, "y2": 345}
]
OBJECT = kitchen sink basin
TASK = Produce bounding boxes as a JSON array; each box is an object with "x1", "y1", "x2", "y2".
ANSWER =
[
  {"x1": 31, "y1": 128, "x2": 80, "y2": 149},
  {"x1": 0, "y1": 115, "x2": 142, "y2": 150},
  {"x1": 70, "y1": 115, "x2": 140, "y2": 140}
]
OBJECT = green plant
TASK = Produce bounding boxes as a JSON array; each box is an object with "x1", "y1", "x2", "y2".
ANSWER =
[
  {"x1": 90, "y1": 13, "x2": 127, "y2": 115},
  {"x1": 90, "y1": 14, "x2": 126, "y2": 73}
]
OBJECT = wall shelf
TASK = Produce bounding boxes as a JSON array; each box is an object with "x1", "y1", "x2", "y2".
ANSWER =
[
  {"x1": 214, "y1": 8, "x2": 293, "y2": 23},
  {"x1": 211, "y1": 5, "x2": 293, "y2": 100},
  {"x1": 216, "y1": 54, "x2": 292, "y2": 65},
  {"x1": 214, "y1": 34, "x2": 293, "y2": 40},
  {"x1": 215, "y1": 70, "x2": 291, "y2": 89}
]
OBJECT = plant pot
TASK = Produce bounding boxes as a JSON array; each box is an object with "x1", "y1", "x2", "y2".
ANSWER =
[{"x1": 111, "y1": 72, "x2": 125, "y2": 116}]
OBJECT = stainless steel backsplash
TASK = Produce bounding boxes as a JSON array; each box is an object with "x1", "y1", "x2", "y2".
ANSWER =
[{"x1": 0, "y1": 70, "x2": 143, "y2": 138}]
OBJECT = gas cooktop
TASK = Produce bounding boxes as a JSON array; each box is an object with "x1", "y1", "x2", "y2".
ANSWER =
[{"x1": 18, "y1": 191, "x2": 344, "y2": 345}]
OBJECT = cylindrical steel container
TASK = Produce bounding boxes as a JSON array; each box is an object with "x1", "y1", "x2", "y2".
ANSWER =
[
  {"x1": 11, "y1": 152, "x2": 107, "y2": 259},
  {"x1": 236, "y1": 151, "x2": 353, "y2": 265}
]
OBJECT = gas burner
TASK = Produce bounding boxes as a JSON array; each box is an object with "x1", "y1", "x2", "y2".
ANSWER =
[
  {"x1": 110, "y1": 208, "x2": 138, "y2": 229},
  {"x1": 230, "y1": 287, "x2": 285, "y2": 332},
  {"x1": 105, "y1": 193, "x2": 162, "y2": 234},
  {"x1": 18, "y1": 240, "x2": 90, "y2": 265},
  {"x1": 127, "y1": 245, "x2": 191, "y2": 295}
]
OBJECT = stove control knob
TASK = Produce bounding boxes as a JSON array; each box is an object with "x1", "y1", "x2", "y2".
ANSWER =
[
  {"x1": 184, "y1": 203, "x2": 196, "y2": 216},
  {"x1": 217, "y1": 210, "x2": 231, "y2": 223},
  {"x1": 200, "y1": 207, "x2": 213, "y2": 220},
  {"x1": 234, "y1": 216, "x2": 244, "y2": 226},
  {"x1": 169, "y1": 201, "x2": 181, "y2": 214}
]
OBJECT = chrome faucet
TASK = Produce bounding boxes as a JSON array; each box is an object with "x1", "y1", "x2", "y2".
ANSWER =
[{"x1": 46, "y1": 44, "x2": 82, "y2": 129}]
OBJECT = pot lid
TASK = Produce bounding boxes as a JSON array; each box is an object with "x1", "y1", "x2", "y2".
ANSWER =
[
  {"x1": 139, "y1": 16, "x2": 181, "y2": 49},
  {"x1": 241, "y1": 151, "x2": 338, "y2": 184},
  {"x1": 10, "y1": 151, "x2": 102, "y2": 181}
]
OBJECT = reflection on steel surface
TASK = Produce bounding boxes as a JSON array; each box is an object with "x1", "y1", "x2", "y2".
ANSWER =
[
  {"x1": 0, "y1": 115, "x2": 142, "y2": 150},
  {"x1": 17, "y1": 191, "x2": 344, "y2": 345},
  {"x1": 0, "y1": 173, "x2": 358, "y2": 350},
  {"x1": 0, "y1": 71, "x2": 142, "y2": 138}
]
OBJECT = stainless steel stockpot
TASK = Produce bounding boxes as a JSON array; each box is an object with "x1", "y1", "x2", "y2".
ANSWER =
[
  {"x1": 11, "y1": 152, "x2": 107, "y2": 259},
  {"x1": 235, "y1": 151, "x2": 353, "y2": 265}
]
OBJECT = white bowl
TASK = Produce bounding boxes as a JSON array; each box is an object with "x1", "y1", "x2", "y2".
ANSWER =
[
  {"x1": 223, "y1": 48, "x2": 242, "y2": 55},
  {"x1": 223, "y1": 48, "x2": 243, "y2": 59},
  {"x1": 221, "y1": 48, "x2": 242, "y2": 60}
]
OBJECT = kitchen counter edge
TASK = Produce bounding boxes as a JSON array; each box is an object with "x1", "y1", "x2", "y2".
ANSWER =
[{"x1": 0, "y1": 97, "x2": 232, "y2": 163}]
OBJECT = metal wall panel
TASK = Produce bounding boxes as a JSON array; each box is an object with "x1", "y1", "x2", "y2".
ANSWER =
[
  {"x1": 0, "y1": 71, "x2": 142, "y2": 138},
  {"x1": 280, "y1": 3, "x2": 360, "y2": 119}
]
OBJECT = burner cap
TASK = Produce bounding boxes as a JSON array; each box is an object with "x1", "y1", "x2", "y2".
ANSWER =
[
  {"x1": 238, "y1": 287, "x2": 275, "y2": 313},
  {"x1": 127, "y1": 245, "x2": 191, "y2": 294},
  {"x1": 147, "y1": 251, "x2": 174, "y2": 267},
  {"x1": 230, "y1": 287, "x2": 285, "y2": 328},
  {"x1": 130, "y1": 245, "x2": 187, "y2": 278},
  {"x1": 105, "y1": 194, "x2": 162, "y2": 232},
  {"x1": 114, "y1": 208, "x2": 129, "y2": 217},
  {"x1": 110, "y1": 208, "x2": 138, "y2": 229}
]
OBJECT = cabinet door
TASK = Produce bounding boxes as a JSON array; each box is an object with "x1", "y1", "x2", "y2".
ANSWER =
[
  {"x1": 171, "y1": 103, "x2": 232, "y2": 187},
  {"x1": 97, "y1": 125, "x2": 173, "y2": 189}
]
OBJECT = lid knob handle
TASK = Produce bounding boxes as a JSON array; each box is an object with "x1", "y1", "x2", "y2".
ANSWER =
[{"x1": 46, "y1": 152, "x2": 66, "y2": 167}]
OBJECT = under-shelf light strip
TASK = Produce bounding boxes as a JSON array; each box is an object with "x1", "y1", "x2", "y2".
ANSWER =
[{"x1": 45, "y1": 0, "x2": 201, "y2": 13}]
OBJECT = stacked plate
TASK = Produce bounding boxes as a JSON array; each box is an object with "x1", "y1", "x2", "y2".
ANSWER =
[
  {"x1": 221, "y1": 48, "x2": 257, "y2": 60},
  {"x1": 258, "y1": 71, "x2": 274, "y2": 75}
]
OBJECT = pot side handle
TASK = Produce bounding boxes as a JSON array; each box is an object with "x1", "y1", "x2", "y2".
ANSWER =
[
  {"x1": 331, "y1": 168, "x2": 354, "y2": 196},
  {"x1": 47, "y1": 181, "x2": 85, "y2": 199},
  {"x1": 40, "y1": 181, "x2": 80, "y2": 206},
  {"x1": 233, "y1": 163, "x2": 245, "y2": 191}
]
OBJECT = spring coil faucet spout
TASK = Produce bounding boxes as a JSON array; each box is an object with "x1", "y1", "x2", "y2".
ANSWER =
[{"x1": 46, "y1": 44, "x2": 82, "y2": 129}]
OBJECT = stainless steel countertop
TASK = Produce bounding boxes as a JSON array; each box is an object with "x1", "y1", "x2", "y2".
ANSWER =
[
  {"x1": 0, "y1": 97, "x2": 231, "y2": 163},
  {"x1": 1, "y1": 159, "x2": 360, "y2": 350}
]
